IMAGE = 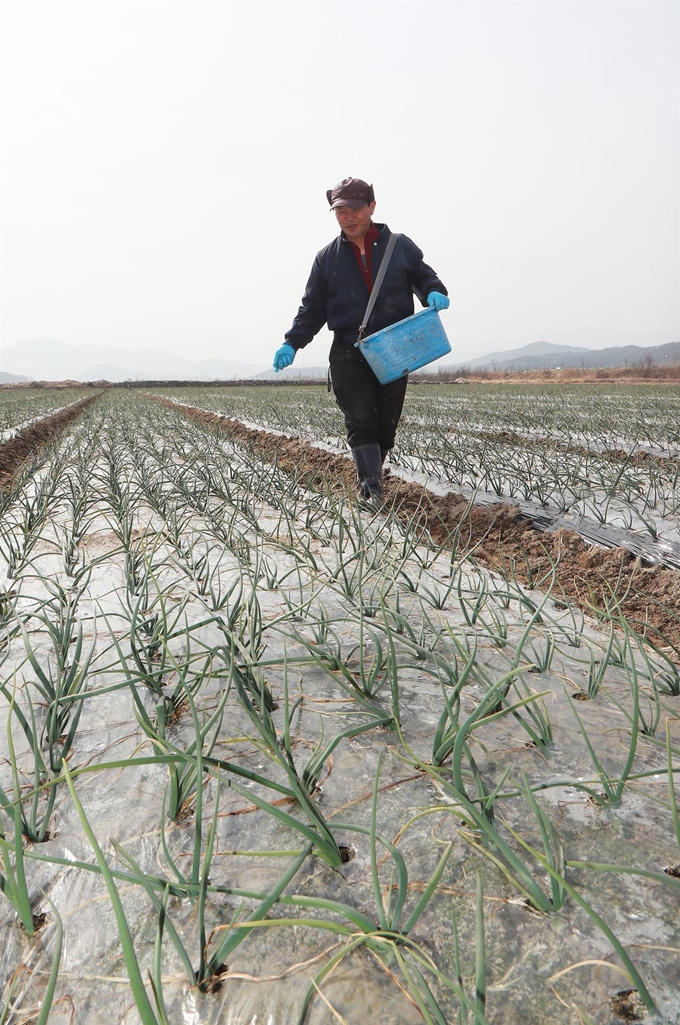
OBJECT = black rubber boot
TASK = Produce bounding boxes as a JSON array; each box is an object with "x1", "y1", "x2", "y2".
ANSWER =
[
  {"x1": 380, "y1": 448, "x2": 392, "y2": 480},
  {"x1": 351, "y1": 443, "x2": 383, "y2": 511}
]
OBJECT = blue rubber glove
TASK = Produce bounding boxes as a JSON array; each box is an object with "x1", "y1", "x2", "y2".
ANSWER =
[
  {"x1": 273, "y1": 343, "x2": 296, "y2": 372},
  {"x1": 427, "y1": 291, "x2": 450, "y2": 312}
]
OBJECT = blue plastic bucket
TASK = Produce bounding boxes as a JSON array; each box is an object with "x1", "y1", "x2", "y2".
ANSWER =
[{"x1": 356, "y1": 307, "x2": 451, "y2": 385}]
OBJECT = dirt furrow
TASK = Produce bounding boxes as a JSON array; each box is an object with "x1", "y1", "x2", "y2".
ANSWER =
[
  {"x1": 151, "y1": 395, "x2": 680, "y2": 651},
  {"x1": 0, "y1": 393, "x2": 102, "y2": 487}
]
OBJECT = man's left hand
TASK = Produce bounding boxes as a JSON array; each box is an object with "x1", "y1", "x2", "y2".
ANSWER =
[{"x1": 427, "y1": 291, "x2": 450, "y2": 312}]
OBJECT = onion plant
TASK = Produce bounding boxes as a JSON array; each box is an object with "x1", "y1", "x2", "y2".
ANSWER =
[
  {"x1": 0, "y1": 683, "x2": 57, "y2": 843},
  {"x1": 61, "y1": 760, "x2": 163, "y2": 1024},
  {"x1": 0, "y1": 711, "x2": 36, "y2": 934},
  {"x1": 18, "y1": 598, "x2": 94, "y2": 774},
  {"x1": 225, "y1": 648, "x2": 346, "y2": 868}
]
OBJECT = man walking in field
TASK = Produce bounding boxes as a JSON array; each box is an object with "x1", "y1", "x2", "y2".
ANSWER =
[{"x1": 274, "y1": 177, "x2": 449, "y2": 509}]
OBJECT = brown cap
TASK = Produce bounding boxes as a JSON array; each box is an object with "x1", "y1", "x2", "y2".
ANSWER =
[{"x1": 326, "y1": 177, "x2": 375, "y2": 210}]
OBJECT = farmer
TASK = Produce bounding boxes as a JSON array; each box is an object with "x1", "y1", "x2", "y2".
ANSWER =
[{"x1": 273, "y1": 177, "x2": 449, "y2": 509}]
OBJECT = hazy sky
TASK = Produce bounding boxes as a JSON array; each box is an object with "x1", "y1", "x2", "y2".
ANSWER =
[{"x1": 2, "y1": 0, "x2": 678, "y2": 369}]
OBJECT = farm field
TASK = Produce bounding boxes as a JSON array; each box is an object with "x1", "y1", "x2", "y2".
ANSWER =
[
  {"x1": 1, "y1": 384, "x2": 679, "y2": 1025},
  {"x1": 153, "y1": 383, "x2": 680, "y2": 544},
  {"x1": 0, "y1": 389, "x2": 100, "y2": 444}
]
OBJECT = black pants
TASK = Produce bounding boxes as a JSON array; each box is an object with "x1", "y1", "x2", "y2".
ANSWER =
[{"x1": 329, "y1": 336, "x2": 408, "y2": 451}]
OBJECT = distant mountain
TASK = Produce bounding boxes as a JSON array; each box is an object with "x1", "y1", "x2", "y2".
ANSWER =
[
  {"x1": 465, "y1": 341, "x2": 589, "y2": 367},
  {"x1": 471, "y1": 327, "x2": 678, "y2": 358},
  {"x1": 0, "y1": 338, "x2": 266, "y2": 382},
  {"x1": 538, "y1": 327, "x2": 678, "y2": 350},
  {"x1": 462, "y1": 339, "x2": 680, "y2": 371},
  {"x1": 0, "y1": 371, "x2": 30, "y2": 384}
]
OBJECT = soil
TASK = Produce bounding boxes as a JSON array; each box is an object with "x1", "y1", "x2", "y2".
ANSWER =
[
  {"x1": 0, "y1": 393, "x2": 102, "y2": 487},
  {"x1": 609, "y1": 989, "x2": 646, "y2": 1021},
  {"x1": 151, "y1": 397, "x2": 680, "y2": 652}
]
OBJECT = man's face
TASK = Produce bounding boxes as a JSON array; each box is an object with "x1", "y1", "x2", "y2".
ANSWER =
[{"x1": 334, "y1": 201, "x2": 376, "y2": 242}]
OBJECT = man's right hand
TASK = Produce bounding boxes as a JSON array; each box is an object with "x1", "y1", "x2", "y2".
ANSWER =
[{"x1": 273, "y1": 344, "x2": 296, "y2": 372}]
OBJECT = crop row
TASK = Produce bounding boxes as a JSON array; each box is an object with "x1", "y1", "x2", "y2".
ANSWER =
[
  {"x1": 1, "y1": 391, "x2": 679, "y2": 1024},
  {"x1": 150, "y1": 382, "x2": 680, "y2": 451},
  {"x1": 0, "y1": 388, "x2": 100, "y2": 439},
  {"x1": 151, "y1": 384, "x2": 680, "y2": 546}
]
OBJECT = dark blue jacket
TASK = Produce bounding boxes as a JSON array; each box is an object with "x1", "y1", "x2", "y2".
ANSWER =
[{"x1": 284, "y1": 223, "x2": 447, "y2": 350}]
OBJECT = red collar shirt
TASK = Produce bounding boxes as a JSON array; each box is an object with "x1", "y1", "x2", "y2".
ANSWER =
[{"x1": 347, "y1": 223, "x2": 380, "y2": 290}]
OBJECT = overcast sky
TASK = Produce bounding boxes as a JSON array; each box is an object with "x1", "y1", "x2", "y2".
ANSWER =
[{"x1": 1, "y1": 0, "x2": 678, "y2": 369}]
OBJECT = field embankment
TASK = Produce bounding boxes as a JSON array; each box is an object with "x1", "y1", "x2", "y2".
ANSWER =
[{"x1": 416, "y1": 364, "x2": 680, "y2": 384}]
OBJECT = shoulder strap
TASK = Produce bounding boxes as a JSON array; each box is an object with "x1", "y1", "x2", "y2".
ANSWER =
[{"x1": 358, "y1": 232, "x2": 400, "y2": 342}]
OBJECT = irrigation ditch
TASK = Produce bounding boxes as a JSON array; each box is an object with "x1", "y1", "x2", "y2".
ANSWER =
[{"x1": 149, "y1": 395, "x2": 680, "y2": 651}]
